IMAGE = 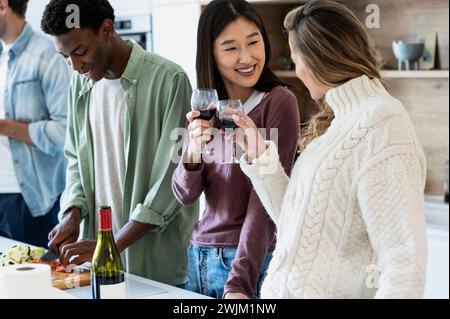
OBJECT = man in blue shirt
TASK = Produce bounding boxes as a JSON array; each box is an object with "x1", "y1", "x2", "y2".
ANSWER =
[{"x1": 0, "y1": 0, "x2": 70, "y2": 247}]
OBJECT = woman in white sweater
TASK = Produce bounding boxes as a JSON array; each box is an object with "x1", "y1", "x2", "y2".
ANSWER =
[{"x1": 230, "y1": 0, "x2": 427, "y2": 298}]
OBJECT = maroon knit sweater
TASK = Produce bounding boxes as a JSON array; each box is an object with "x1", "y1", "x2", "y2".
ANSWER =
[{"x1": 172, "y1": 86, "x2": 300, "y2": 298}]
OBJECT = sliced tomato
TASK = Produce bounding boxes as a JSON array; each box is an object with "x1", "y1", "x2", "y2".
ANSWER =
[
  {"x1": 55, "y1": 265, "x2": 67, "y2": 273},
  {"x1": 50, "y1": 261, "x2": 61, "y2": 269}
]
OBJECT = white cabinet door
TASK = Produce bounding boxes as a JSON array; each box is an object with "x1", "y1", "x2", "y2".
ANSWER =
[{"x1": 424, "y1": 227, "x2": 449, "y2": 299}]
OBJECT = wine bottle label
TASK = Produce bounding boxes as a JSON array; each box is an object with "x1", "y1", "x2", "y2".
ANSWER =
[{"x1": 99, "y1": 282, "x2": 126, "y2": 299}]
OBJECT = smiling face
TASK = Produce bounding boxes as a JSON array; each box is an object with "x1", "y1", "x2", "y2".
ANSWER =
[
  {"x1": 54, "y1": 22, "x2": 114, "y2": 82},
  {"x1": 213, "y1": 17, "x2": 265, "y2": 97}
]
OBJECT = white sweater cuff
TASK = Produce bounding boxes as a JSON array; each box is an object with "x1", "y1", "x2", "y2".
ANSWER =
[{"x1": 240, "y1": 141, "x2": 280, "y2": 177}]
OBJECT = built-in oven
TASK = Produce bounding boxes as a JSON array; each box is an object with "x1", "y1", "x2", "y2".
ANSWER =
[{"x1": 115, "y1": 15, "x2": 153, "y2": 52}]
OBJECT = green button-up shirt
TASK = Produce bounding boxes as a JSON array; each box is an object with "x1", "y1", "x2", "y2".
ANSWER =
[{"x1": 59, "y1": 41, "x2": 198, "y2": 285}]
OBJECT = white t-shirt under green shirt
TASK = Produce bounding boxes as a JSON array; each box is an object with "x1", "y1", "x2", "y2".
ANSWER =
[{"x1": 88, "y1": 78, "x2": 126, "y2": 236}]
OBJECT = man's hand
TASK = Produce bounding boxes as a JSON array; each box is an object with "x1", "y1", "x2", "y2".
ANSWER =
[
  {"x1": 0, "y1": 119, "x2": 33, "y2": 145},
  {"x1": 48, "y1": 208, "x2": 81, "y2": 255},
  {"x1": 59, "y1": 239, "x2": 97, "y2": 267}
]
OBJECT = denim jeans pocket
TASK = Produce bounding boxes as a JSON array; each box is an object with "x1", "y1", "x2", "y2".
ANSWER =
[{"x1": 218, "y1": 247, "x2": 236, "y2": 272}]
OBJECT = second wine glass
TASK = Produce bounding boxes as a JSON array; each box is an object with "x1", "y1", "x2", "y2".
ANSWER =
[{"x1": 217, "y1": 99, "x2": 244, "y2": 164}]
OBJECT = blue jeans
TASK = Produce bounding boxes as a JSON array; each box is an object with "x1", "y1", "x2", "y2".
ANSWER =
[
  {"x1": 178, "y1": 245, "x2": 272, "y2": 299},
  {"x1": 0, "y1": 194, "x2": 59, "y2": 248}
]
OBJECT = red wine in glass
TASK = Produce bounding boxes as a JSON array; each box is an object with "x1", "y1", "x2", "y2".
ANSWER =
[
  {"x1": 218, "y1": 118, "x2": 238, "y2": 129},
  {"x1": 199, "y1": 109, "x2": 217, "y2": 121},
  {"x1": 217, "y1": 99, "x2": 244, "y2": 163}
]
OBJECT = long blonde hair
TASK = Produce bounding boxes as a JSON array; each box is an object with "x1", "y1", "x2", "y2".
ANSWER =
[{"x1": 284, "y1": 0, "x2": 382, "y2": 151}]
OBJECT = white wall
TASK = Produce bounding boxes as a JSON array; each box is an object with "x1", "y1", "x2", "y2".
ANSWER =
[
  {"x1": 152, "y1": 0, "x2": 200, "y2": 87},
  {"x1": 152, "y1": 0, "x2": 204, "y2": 217},
  {"x1": 25, "y1": 0, "x2": 50, "y2": 33}
]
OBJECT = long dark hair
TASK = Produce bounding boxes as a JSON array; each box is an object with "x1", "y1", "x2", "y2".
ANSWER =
[{"x1": 196, "y1": 0, "x2": 284, "y2": 99}]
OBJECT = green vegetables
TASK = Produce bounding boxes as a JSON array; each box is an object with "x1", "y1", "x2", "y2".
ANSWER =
[{"x1": 0, "y1": 244, "x2": 44, "y2": 267}]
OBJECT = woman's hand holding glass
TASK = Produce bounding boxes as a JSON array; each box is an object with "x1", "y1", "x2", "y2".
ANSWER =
[
  {"x1": 187, "y1": 89, "x2": 218, "y2": 157},
  {"x1": 186, "y1": 91, "x2": 268, "y2": 163},
  {"x1": 231, "y1": 113, "x2": 268, "y2": 161},
  {"x1": 186, "y1": 109, "x2": 216, "y2": 157}
]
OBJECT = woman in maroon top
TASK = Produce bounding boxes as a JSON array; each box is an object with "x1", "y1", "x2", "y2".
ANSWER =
[{"x1": 172, "y1": 0, "x2": 300, "y2": 299}]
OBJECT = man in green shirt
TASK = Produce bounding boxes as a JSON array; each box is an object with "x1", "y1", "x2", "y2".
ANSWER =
[{"x1": 41, "y1": 0, "x2": 198, "y2": 285}]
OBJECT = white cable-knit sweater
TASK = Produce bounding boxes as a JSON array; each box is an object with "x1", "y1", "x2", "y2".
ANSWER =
[{"x1": 240, "y1": 75, "x2": 428, "y2": 299}]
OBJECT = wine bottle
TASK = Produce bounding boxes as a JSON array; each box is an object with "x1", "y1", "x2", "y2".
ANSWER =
[{"x1": 91, "y1": 206, "x2": 126, "y2": 299}]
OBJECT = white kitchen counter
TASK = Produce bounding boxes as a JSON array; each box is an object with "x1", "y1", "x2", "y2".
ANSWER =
[{"x1": 0, "y1": 236, "x2": 210, "y2": 299}]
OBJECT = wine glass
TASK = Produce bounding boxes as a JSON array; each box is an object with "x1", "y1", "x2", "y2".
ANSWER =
[
  {"x1": 217, "y1": 99, "x2": 244, "y2": 164},
  {"x1": 191, "y1": 89, "x2": 219, "y2": 154}
]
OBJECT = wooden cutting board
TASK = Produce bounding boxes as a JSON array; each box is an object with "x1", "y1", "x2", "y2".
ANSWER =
[{"x1": 51, "y1": 268, "x2": 91, "y2": 290}]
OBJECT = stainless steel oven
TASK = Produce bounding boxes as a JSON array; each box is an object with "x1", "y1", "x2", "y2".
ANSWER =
[{"x1": 115, "y1": 15, "x2": 153, "y2": 52}]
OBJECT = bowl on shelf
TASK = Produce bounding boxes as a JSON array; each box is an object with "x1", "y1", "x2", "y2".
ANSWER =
[{"x1": 392, "y1": 41, "x2": 425, "y2": 71}]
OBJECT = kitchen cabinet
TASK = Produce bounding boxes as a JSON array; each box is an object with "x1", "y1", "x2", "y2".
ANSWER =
[
  {"x1": 424, "y1": 196, "x2": 449, "y2": 299},
  {"x1": 425, "y1": 227, "x2": 449, "y2": 299}
]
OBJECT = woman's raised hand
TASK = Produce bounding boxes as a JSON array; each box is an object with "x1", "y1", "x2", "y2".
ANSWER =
[{"x1": 231, "y1": 113, "x2": 268, "y2": 160}]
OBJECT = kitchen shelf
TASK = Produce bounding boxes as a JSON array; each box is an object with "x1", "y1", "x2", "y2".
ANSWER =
[
  {"x1": 381, "y1": 70, "x2": 449, "y2": 79},
  {"x1": 274, "y1": 70, "x2": 450, "y2": 79}
]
